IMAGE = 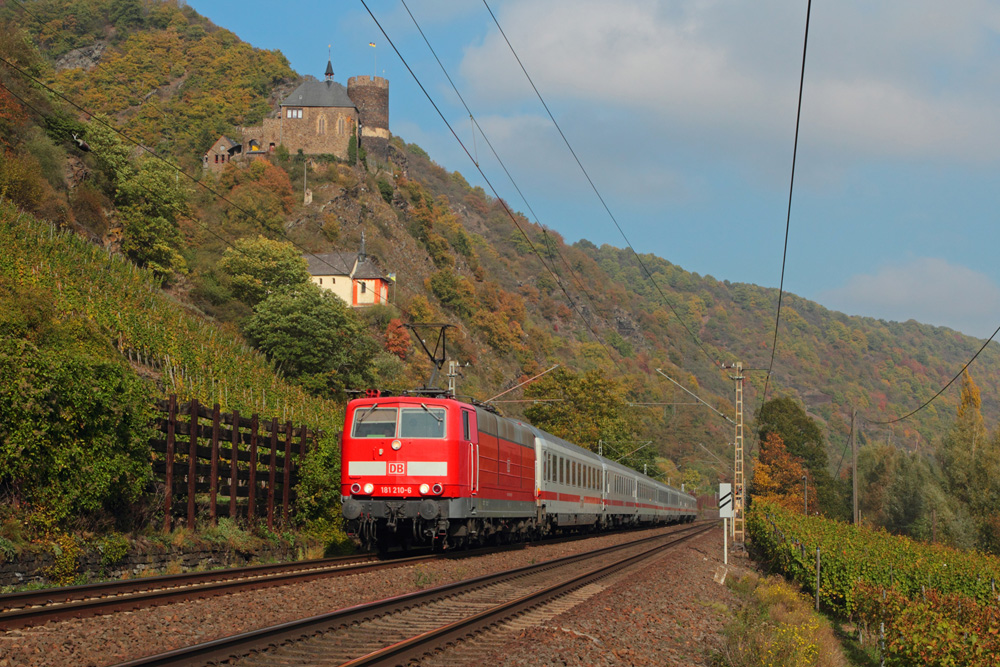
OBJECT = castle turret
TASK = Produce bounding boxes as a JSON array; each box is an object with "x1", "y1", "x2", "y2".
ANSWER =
[{"x1": 347, "y1": 75, "x2": 389, "y2": 164}]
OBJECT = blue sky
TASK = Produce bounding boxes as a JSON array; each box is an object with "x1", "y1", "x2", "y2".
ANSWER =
[{"x1": 187, "y1": 0, "x2": 1000, "y2": 339}]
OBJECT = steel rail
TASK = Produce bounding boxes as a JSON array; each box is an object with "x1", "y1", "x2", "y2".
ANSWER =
[
  {"x1": 0, "y1": 552, "x2": 432, "y2": 630},
  {"x1": 347, "y1": 522, "x2": 715, "y2": 666},
  {"x1": 111, "y1": 521, "x2": 715, "y2": 667}
]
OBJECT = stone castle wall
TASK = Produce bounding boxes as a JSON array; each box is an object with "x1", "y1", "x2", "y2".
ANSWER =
[
  {"x1": 210, "y1": 73, "x2": 388, "y2": 165},
  {"x1": 347, "y1": 76, "x2": 389, "y2": 163},
  {"x1": 276, "y1": 107, "x2": 357, "y2": 157}
]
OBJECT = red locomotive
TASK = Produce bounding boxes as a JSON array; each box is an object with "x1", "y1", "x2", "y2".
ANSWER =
[{"x1": 340, "y1": 393, "x2": 697, "y2": 552}]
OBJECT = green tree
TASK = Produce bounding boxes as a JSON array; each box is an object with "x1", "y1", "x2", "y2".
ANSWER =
[
  {"x1": 427, "y1": 268, "x2": 475, "y2": 317},
  {"x1": 756, "y1": 397, "x2": 827, "y2": 471},
  {"x1": 936, "y1": 370, "x2": 1000, "y2": 552},
  {"x1": 0, "y1": 282, "x2": 153, "y2": 533},
  {"x1": 85, "y1": 117, "x2": 189, "y2": 275},
  {"x1": 524, "y1": 368, "x2": 638, "y2": 458},
  {"x1": 755, "y1": 397, "x2": 848, "y2": 518},
  {"x1": 244, "y1": 284, "x2": 380, "y2": 397},
  {"x1": 218, "y1": 235, "x2": 311, "y2": 306}
]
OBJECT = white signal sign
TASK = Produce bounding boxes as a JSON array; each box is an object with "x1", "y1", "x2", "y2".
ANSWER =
[{"x1": 719, "y1": 483, "x2": 733, "y2": 518}]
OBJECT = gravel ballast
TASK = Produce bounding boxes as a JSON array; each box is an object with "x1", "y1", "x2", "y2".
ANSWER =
[{"x1": 0, "y1": 524, "x2": 738, "y2": 667}]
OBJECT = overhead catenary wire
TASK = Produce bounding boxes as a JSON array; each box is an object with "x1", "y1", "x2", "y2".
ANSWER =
[
  {"x1": 359, "y1": 0, "x2": 629, "y2": 377},
  {"x1": 481, "y1": 0, "x2": 724, "y2": 372},
  {"x1": 654, "y1": 368, "x2": 734, "y2": 425}
]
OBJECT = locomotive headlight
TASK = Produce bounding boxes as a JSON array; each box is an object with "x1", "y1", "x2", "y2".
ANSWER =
[
  {"x1": 350, "y1": 483, "x2": 361, "y2": 494},
  {"x1": 363, "y1": 483, "x2": 374, "y2": 495},
  {"x1": 391, "y1": 439, "x2": 402, "y2": 450},
  {"x1": 431, "y1": 483, "x2": 443, "y2": 495},
  {"x1": 419, "y1": 483, "x2": 431, "y2": 495}
]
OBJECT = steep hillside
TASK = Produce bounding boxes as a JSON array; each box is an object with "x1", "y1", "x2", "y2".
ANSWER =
[{"x1": 3, "y1": 0, "x2": 998, "y2": 512}]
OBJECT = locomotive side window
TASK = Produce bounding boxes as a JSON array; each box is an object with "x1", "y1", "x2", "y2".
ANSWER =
[
  {"x1": 400, "y1": 407, "x2": 446, "y2": 438},
  {"x1": 352, "y1": 407, "x2": 397, "y2": 438},
  {"x1": 462, "y1": 411, "x2": 470, "y2": 440}
]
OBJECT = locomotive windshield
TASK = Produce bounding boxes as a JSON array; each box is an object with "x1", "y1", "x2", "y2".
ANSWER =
[
  {"x1": 400, "y1": 407, "x2": 446, "y2": 438},
  {"x1": 352, "y1": 407, "x2": 397, "y2": 438},
  {"x1": 350, "y1": 405, "x2": 447, "y2": 438}
]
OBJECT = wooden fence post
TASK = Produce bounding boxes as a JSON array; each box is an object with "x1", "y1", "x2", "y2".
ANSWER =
[
  {"x1": 248, "y1": 414, "x2": 258, "y2": 525},
  {"x1": 210, "y1": 404, "x2": 221, "y2": 525},
  {"x1": 230, "y1": 409, "x2": 240, "y2": 521},
  {"x1": 268, "y1": 417, "x2": 278, "y2": 530},
  {"x1": 282, "y1": 421, "x2": 293, "y2": 526},
  {"x1": 187, "y1": 398, "x2": 199, "y2": 530},
  {"x1": 164, "y1": 394, "x2": 177, "y2": 533},
  {"x1": 151, "y1": 401, "x2": 312, "y2": 529}
]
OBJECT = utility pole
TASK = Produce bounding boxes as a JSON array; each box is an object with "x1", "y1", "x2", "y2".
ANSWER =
[
  {"x1": 722, "y1": 362, "x2": 745, "y2": 543},
  {"x1": 851, "y1": 410, "x2": 858, "y2": 525},
  {"x1": 803, "y1": 475, "x2": 808, "y2": 515}
]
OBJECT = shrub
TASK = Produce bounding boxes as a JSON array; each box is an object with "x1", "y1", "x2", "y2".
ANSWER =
[{"x1": 376, "y1": 177, "x2": 393, "y2": 204}]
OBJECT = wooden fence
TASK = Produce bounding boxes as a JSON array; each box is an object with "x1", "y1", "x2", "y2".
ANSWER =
[{"x1": 151, "y1": 395, "x2": 317, "y2": 532}]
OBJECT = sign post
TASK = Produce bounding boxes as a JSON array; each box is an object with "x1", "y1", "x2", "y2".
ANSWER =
[{"x1": 719, "y1": 483, "x2": 733, "y2": 565}]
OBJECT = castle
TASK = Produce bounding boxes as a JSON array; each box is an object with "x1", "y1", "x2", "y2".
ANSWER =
[{"x1": 203, "y1": 60, "x2": 389, "y2": 172}]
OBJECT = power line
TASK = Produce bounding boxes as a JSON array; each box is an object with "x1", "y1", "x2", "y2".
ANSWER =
[
  {"x1": 9, "y1": 0, "x2": 172, "y2": 125},
  {"x1": 358, "y1": 0, "x2": 628, "y2": 376},
  {"x1": 0, "y1": 53, "x2": 368, "y2": 283},
  {"x1": 833, "y1": 413, "x2": 855, "y2": 479},
  {"x1": 761, "y1": 0, "x2": 812, "y2": 404},
  {"x1": 400, "y1": 0, "x2": 614, "y2": 359},
  {"x1": 481, "y1": 0, "x2": 724, "y2": 372},
  {"x1": 0, "y1": 79, "x2": 253, "y2": 257},
  {"x1": 862, "y1": 322, "x2": 1000, "y2": 425}
]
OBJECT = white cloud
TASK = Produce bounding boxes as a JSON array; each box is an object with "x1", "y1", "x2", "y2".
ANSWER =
[
  {"x1": 456, "y1": 0, "x2": 1000, "y2": 167},
  {"x1": 819, "y1": 258, "x2": 1000, "y2": 339}
]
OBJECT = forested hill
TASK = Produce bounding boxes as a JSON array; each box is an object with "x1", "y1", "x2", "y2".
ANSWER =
[{"x1": 2, "y1": 0, "x2": 998, "y2": 495}]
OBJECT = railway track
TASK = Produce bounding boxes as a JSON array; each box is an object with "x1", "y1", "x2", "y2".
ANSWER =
[
  {"x1": 0, "y1": 552, "x2": 427, "y2": 630},
  {"x1": 113, "y1": 521, "x2": 714, "y2": 667}
]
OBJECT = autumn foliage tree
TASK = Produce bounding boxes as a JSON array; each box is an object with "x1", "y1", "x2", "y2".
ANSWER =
[
  {"x1": 751, "y1": 432, "x2": 817, "y2": 514},
  {"x1": 384, "y1": 318, "x2": 411, "y2": 360}
]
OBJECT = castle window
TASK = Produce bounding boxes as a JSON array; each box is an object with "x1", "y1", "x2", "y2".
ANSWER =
[
  {"x1": 286, "y1": 108, "x2": 303, "y2": 119},
  {"x1": 338, "y1": 117, "x2": 345, "y2": 135},
  {"x1": 318, "y1": 116, "x2": 327, "y2": 135},
  {"x1": 360, "y1": 282, "x2": 367, "y2": 294},
  {"x1": 214, "y1": 154, "x2": 219, "y2": 163}
]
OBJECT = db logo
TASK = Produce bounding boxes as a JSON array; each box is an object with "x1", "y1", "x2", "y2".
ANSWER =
[{"x1": 388, "y1": 462, "x2": 406, "y2": 475}]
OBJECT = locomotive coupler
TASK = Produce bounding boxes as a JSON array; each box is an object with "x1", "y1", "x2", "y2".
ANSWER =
[{"x1": 384, "y1": 502, "x2": 405, "y2": 528}]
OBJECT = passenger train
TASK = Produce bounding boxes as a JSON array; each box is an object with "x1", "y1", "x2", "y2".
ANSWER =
[{"x1": 340, "y1": 393, "x2": 697, "y2": 551}]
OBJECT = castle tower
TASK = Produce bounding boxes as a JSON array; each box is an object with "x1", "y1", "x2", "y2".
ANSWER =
[{"x1": 347, "y1": 75, "x2": 389, "y2": 164}]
